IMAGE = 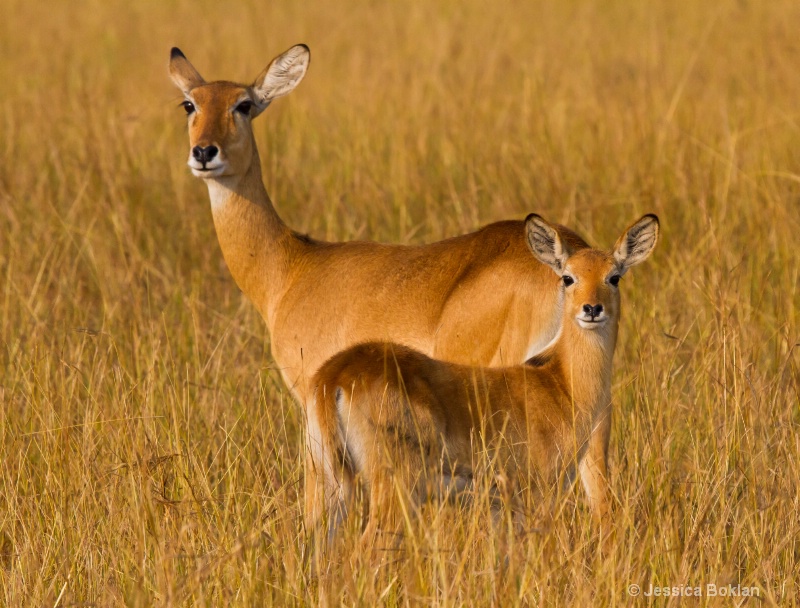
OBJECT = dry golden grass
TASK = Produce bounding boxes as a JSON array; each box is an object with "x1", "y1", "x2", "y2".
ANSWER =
[{"x1": 1, "y1": 0, "x2": 798, "y2": 605}]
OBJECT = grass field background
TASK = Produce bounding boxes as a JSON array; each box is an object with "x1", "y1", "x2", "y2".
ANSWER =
[{"x1": 1, "y1": 0, "x2": 798, "y2": 605}]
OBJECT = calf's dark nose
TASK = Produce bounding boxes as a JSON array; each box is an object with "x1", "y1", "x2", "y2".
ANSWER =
[
  {"x1": 192, "y1": 145, "x2": 218, "y2": 164},
  {"x1": 582, "y1": 304, "x2": 604, "y2": 318}
]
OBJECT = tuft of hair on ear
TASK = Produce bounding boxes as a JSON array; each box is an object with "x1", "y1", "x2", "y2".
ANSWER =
[
  {"x1": 284, "y1": 43, "x2": 311, "y2": 66},
  {"x1": 525, "y1": 213, "x2": 568, "y2": 275},
  {"x1": 251, "y1": 43, "x2": 311, "y2": 107},
  {"x1": 614, "y1": 214, "x2": 659, "y2": 271}
]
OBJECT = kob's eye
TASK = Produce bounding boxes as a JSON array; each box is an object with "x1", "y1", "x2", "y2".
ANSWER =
[
  {"x1": 563, "y1": 275, "x2": 575, "y2": 287},
  {"x1": 609, "y1": 275, "x2": 621, "y2": 287},
  {"x1": 235, "y1": 101, "x2": 253, "y2": 115},
  {"x1": 180, "y1": 101, "x2": 195, "y2": 115}
]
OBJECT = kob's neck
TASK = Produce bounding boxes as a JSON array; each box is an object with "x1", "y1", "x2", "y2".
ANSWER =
[{"x1": 203, "y1": 151, "x2": 294, "y2": 322}]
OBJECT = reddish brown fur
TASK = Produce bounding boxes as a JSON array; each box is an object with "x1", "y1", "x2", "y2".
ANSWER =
[{"x1": 310, "y1": 215, "x2": 659, "y2": 544}]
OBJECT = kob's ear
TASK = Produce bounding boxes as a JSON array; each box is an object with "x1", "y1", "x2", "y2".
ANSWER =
[
  {"x1": 250, "y1": 44, "x2": 310, "y2": 112},
  {"x1": 613, "y1": 214, "x2": 659, "y2": 273},
  {"x1": 169, "y1": 47, "x2": 205, "y2": 94},
  {"x1": 525, "y1": 214, "x2": 570, "y2": 276}
]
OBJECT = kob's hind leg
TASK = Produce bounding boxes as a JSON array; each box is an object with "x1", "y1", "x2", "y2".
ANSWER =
[{"x1": 305, "y1": 389, "x2": 356, "y2": 546}]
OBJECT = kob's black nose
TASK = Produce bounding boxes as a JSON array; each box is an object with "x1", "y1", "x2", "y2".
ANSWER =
[
  {"x1": 582, "y1": 304, "x2": 604, "y2": 318},
  {"x1": 192, "y1": 145, "x2": 218, "y2": 165}
]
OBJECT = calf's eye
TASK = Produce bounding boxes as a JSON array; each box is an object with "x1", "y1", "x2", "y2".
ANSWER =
[
  {"x1": 563, "y1": 275, "x2": 575, "y2": 287},
  {"x1": 180, "y1": 101, "x2": 195, "y2": 115},
  {"x1": 609, "y1": 275, "x2": 621, "y2": 286}
]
